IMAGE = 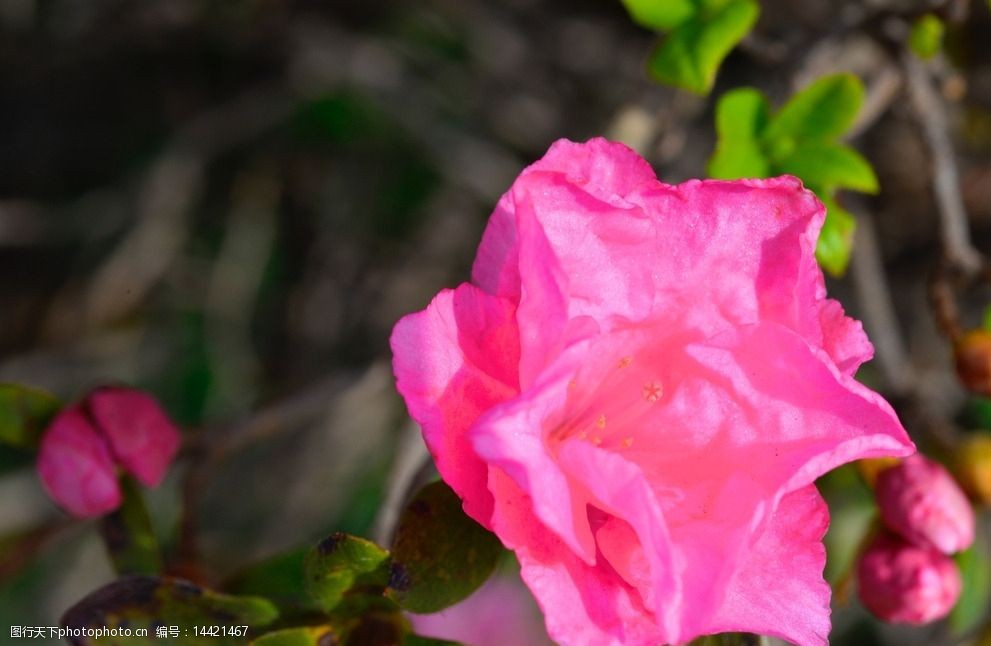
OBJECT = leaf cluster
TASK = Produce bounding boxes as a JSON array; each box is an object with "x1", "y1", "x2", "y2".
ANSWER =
[
  {"x1": 58, "y1": 480, "x2": 502, "y2": 646},
  {"x1": 708, "y1": 74, "x2": 878, "y2": 275},
  {"x1": 621, "y1": 0, "x2": 760, "y2": 94}
]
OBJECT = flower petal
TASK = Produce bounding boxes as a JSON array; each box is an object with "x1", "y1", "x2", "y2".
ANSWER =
[
  {"x1": 488, "y1": 468, "x2": 664, "y2": 646},
  {"x1": 704, "y1": 485, "x2": 831, "y2": 645},
  {"x1": 818, "y1": 298, "x2": 874, "y2": 375},
  {"x1": 471, "y1": 137, "x2": 657, "y2": 301},
  {"x1": 37, "y1": 407, "x2": 121, "y2": 518},
  {"x1": 391, "y1": 284, "x2": 520, "y2": 525},
  {"x1": 87, "y1": 387, "x2": 181, "y2": 487}
]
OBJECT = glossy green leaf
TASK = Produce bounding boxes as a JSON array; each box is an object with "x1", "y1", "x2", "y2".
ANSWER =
[
  {"x1": 251, "y1": 626, "x2": 337, "y2": 646},
  {"x1": 0, "y1": 383, "x2": 60, "y2": 449},
  {"x1": 909, "y1": 14, "x2": 944, "y2": 60},
  {"x1": 304, "y1": 532, "x2": 390, "y2": 614},
  {"x1": 98, "y1": 477, "x2": 161, "y2": 576},
  {"x1": 775, "y1": 142, "x2": 879, "y2": 193},
  {"x1": 763, "y1": 74, "x2": 864, "y2": 142},
  {"x1": 815, "y1": 194, "x2": 857, "y2": 277},
  {"x1": 950, "y1": 537, "x2": 991, "y2": 635},
  {"x1": 61, "y1": 575, "x2": 279, "y2": 645},
  {"x1": 620, "y1": 0, "x2": 696, "y2": 30},
  {"x1": 648, "y1": 0, "x2": 759, "y2": 94},
  {"x1": 386, "y1": 481, "x2": 503, "y2": 613}
]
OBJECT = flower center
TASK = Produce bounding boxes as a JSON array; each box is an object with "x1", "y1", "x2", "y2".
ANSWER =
[{"x1": 549, "y1": 354, "x2": 665, "y2": 451}]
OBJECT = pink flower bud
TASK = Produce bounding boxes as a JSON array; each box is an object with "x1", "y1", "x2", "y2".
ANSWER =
[
  {"x1": 857, "y1": 533, "x2": 961, "y2": 624},
  {"x1": 87, "y1": 387, "x2": 181, "y2": 487},
  {"x1": 875, "y1": 454, "x2": 974, "y2": 554},
  {"x1": 36, "y1": 407, "x2": 121, "y2": 518}
]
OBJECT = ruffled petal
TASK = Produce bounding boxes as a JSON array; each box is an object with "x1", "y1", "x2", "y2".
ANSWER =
[
  {"x1": 679, "y1": 321, "x2": 915, "y2": 494},
  {"x1": 818, "y1": 298, "x2": 874, "y2": 375},
  {"x1": 704, "y1": 485, "x2": 831, "y2": 646},
  {"x1": 471, "y1": 356, "x2": 597, "y2": 563},
  {"x1": 471, "y1": 137, "x2": 657, "y2": 302},
  {"x1": 488, "y1": 468, "x2": 664, "y2": 646},
  {"x1": 391, "y1": 284, "x2": 520, "y2": 525}
]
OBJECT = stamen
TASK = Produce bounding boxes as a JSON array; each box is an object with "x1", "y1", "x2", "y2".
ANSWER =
[{"x1": 642, "y1": 381, "x2": 663, "y2": 403}]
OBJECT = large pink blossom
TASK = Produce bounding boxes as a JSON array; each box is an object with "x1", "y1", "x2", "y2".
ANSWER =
[{"x1": 390, "y1": 138, "x2": 915, "y2": 645}]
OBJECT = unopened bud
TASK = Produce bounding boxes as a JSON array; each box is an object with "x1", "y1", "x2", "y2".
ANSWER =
[
  {"x1": 37, "y1": 407, "x2": 121, "y2": 518},
  {"x1": 875, "y1": 455, "x2": 974, "y2": 554},
  {"x1": 87, "y1": 387, "x2": 181, "y2": 487},
  {"x1": 955, "y1": 330, "x2": 991, "y2": 396},
  {"x1": 857, "y1": 532, "x2": 961, "y2": 624}
]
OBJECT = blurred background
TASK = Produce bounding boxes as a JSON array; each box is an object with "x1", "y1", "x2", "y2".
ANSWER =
[{"x1": 0, "y1": 0, "x2": 990, "y2": 643}]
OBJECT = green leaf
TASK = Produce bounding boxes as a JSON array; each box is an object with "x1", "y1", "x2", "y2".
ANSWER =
[
  {"x1": 982, "y1": 305, "x2": 991, "y2": 332},
  {"x1": 224, "y1": 549, "x2": 316, "y2": 614},
  {"x1": 61, "y1": 575, "x2": 279, "y2": 645},
  {"x1": 950, "y1": 537, "x2": 991, "y2": 635},
  {"x1": 909, "y1": 14, "x2": 944, "y2": 60},
  {"x1": 775, "y1": 142, "x2": 879, "y2": 193},
  {"x1": 648, "y1": 0, "x2": 759, "y2": 94},
  {"x1": 815, "y1": 193, "x2": 856, "y2": 277},
  {"x1": 620, "y1": 0, "x2": 696, "y2": 30},
  {"x1": 386, "y1": 481, "x2": 503, "y2": 613},
  {"x1": 251, "y1": 626, "x2": 338, "y2": 646},
  {"x1": 763, "y1": 74, "x2": 865, "y2": 142},
  {"x1": 708, "y1": 140, "x2": 769, "y2": 179},
  {"x1": 98, "y1": 477, "x2": 161, "y2": 576},
  {"x1": 715, "y1": 87, "x2": 769, "y2": 139},
  {"x1": 0, "y1": 383, "x2": 60, "y2": 450},
  {"x1": 304, "y1": 532, "x2": 390, "y2": 614},
  {"x1": 708, "y1": 88, "x2": 771, "y2": 178}
]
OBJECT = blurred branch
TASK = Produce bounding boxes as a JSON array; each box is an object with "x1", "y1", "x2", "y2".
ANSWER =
[
  {"x1": 371, "y1": 421, "x2": 430, "y2": 546},
  {"x1": 848, "y1": 63, "x2": 902, "y2": 140},
  {"x1": 202, "y1": 166, "x2": 280, "y2": 418},
  {"x1": 903, "y1": 54, "x2": 985, "y2": 276},
  {"x1": 849, "y1": 202, "x2": 915, "y2": 396}
]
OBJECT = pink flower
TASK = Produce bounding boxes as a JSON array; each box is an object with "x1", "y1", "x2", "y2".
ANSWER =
[
  {"x1": 37, "y1": 387, "x2": 181, "y2": 518},
  {"x1": 390, "y1": 138, "x2": 915, "y2": 645},
  {"x1": 875, "y1": 455, "x2": 974, "y2": 554},
  {"x1": 409, "y1": 575, "x2": 553, "y2": 646},
  {"x1": 857, "y1": 532, "x2": 961, "y2": 624}
]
